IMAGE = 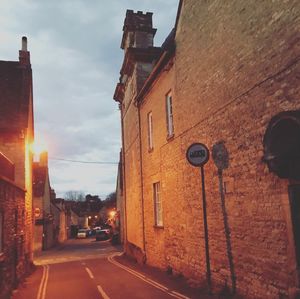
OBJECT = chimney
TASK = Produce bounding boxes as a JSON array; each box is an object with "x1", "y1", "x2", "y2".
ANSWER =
[
  {"x1": 39, "y1": 151, "x2": 48, "y2": 168},
  {"x1": 22, "y1": 36, "x2": 27, "y2": 51},
  {"x1": 19, "y1": 36, "x2": 30, "y2": 65},
  {"x1": 121, "y1": 10, "x2": 157, "y2": 50}
]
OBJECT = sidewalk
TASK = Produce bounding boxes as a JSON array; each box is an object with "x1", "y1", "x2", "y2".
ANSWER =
[{"x1": 114, "y1": 253, "x2": 218, "y2": 299}]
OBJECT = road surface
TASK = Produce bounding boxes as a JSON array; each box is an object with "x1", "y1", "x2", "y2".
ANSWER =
[{"x1": 12, "y1": 238, "x2": 197, "y2": 299}]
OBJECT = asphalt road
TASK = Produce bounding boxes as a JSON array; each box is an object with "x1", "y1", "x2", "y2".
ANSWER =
[{"x1": 12, "y1": 238, "x2": 193, "y2": 299}]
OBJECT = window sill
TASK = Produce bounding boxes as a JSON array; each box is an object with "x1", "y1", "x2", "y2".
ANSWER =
[
  {"x1": 153, "y1": 225, "x2": 164, "y2": 229},
  {"x1": 166, "y1": 134, "x2": 174, "y2": 141}
]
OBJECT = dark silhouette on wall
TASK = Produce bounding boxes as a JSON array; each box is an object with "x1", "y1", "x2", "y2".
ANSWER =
[{"x1": 212, "y1": 141, "x2": 236, "y2": 295}]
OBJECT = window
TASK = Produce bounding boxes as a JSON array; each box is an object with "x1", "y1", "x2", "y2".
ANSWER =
[
  {"x1": 147, "y1": 112, "x2": 153, "y2": 150},
  {"x1": 166, "y1": 92, "x2": 174, "y2": 137},
  {"x1": 153, "y1": 182, "x2": 163, "y2": 227}
]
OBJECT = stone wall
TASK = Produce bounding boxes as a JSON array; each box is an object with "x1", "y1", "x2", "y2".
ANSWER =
[
  {"x1": 171, "y1": 1, "x2": 300, "y2": 297},
  {"x1": 0, "y1": 160, "x2": 26, "y2": 299},
  {"x1": 122, "y1": 98, "x2": 144, "y2": 251},
  {"x1": 139, "y1": 61, "x2": 175, "y2": 268},
  {"x1": 0, "y1": 132, "x2": 33, "y2": 270},
  {"x1": 131, "y1": 1, "x2": 300, "y2": 298}
]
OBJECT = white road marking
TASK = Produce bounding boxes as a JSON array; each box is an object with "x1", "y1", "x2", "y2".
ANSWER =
[
  {"x1": 85, "y1": 267, "x2": 94, "y2": 279},
  {"x1": 170, "y1": 290, "x2": 190, "y2": 299},
  {"x1": 97, "y1": 285, "x2": 110, "y2": 299},
  {"x1": 36, "y1": 265, "x2": 50, "y2": 299},
  {"x1": 108, "y1": 253, "x2": 190, "y2": 299},
  {"x1": 36, "y1": 265, "x2": 46, "y2": 299},
  {"x1": 41, "y1": 265, "x2": 49, "y2": 299}
]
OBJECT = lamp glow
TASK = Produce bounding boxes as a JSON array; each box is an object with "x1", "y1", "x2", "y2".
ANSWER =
[{"x1": 31, "y1": 139, "x2": 48, "y2": 155}]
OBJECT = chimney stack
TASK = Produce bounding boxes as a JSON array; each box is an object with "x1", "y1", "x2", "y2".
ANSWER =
[
  {"x1": 19, "y1": 36, "x2": 30, "y2": 65},
  {"x1": 39, "y1": 151, "x2": 48, "y2": 168},
  {"x1": 121, "y1": 10, "x2": 157, "y2": 50},
  {"x1": 22, "y1": 36, "x2": 27, "y2": 51}
]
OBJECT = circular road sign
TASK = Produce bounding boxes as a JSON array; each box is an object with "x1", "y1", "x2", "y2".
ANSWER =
[
  {"x1": 34, "y1": 208, "x2": 41, "y2": 218},
  {"x1": 186, "y1": 143, "x2": 209, "y2": 167}
]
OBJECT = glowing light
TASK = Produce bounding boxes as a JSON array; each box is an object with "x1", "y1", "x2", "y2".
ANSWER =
[
  {"x1": 31, "y1": 139, "x2": 48, "y2": 155},
  {"x1": 109, "y1": 211, "x2": 116, "y2": 218}
]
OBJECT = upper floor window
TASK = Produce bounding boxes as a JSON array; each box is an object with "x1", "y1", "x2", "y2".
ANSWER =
[
  {"x1": 153, "y1": 182, "x2": 163, "y2": 227},
  {"x1": 166, "y1": 92, "x2": 174, "y2": 138},
  {"x1": 147, "y1": 111, "x2": 153, "y2": 150}
]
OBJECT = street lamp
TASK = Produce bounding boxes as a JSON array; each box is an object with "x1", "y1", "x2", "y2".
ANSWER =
[{"x1": 109, "y1": 210, "x2": 116, "y2": 218}]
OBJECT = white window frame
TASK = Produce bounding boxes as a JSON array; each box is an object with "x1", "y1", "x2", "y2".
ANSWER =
[
  {"x1": 153, "y1": 182, "x2": 163, "y2": 227},
  {"x1": 147, "y1": 111, "x2": 153, "y2": 150},
  {"x1": 166, "y1": 92, "x2": 174, "y2": 138}
]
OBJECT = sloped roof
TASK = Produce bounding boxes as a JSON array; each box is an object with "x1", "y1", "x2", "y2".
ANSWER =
[
  {"x1": 0, "y1": 60, "x2": 32, "y2": 130},
  {"x1": 135, "y1": 29, "x2": 176, "y2": 104},
  {"x1": 33, "y1": 164, "x2": 48, "y2": 197},
  {"x1": 0, "y1": 151, "x2": 14, "y2": 180}
]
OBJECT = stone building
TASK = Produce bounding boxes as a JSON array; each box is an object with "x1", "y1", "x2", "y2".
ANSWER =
[
  {"x1": 33, "y1": 152, "x2": 54, "y2": 252},
  {"x1": 0, "y1": 37, "x2": 35, "y2": 297},
  {"x1": 0, "y1": 152, "x2": 27, "y2": 299},
  {"x1": 114, "y1": 2, "x2": 300, "y2": 298},
  {"x1": 51, "y1": 198, "x2": 68, "y2": 243}
]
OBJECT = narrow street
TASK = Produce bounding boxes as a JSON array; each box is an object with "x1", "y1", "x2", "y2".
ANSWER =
[{"x1": 12, "y1": 238, "x2": 201, "y2": 299}]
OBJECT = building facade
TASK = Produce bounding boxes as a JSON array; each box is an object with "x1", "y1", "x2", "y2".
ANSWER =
[
  {"x1": 33, "y1": 152, "x2": 54, "y2": 252},
  {"x1": 0, "y1": 152, "x2": 27, "y2": 299},
  {"x1": 51, "y1": 198, "x2": 68, "y2": 243},
  {"x1": 0, "y1": 37, "x2": 35, "y2": 298},
  {"x1": 114, "y1": 2, "x2": 300, "y2": 298}
]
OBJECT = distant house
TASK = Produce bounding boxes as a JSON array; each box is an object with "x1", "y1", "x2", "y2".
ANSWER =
[
  {"x1": 51, "y1": 198, "x2": 67, "y2": 243},
  {"x1": 33, "y1": 152, "x2": 54, "y2": 252},
  {"x1": 65, "y1": 205, "x2": 82, "y2": 238},
  {"x1": 0, "y1": 37, "x2": 35, "y2": 297}
]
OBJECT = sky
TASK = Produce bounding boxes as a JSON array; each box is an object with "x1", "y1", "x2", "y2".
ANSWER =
[{"x1": 0, "y1": 0, "x2": 178, "y2": 199}]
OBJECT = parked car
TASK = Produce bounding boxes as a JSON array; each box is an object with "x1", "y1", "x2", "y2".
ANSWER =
[
  {"x1": 95, "y1": 228, "x2": 110, "y2": 241},
  {"x1": 77, "y1": 229, "x2": 87, "y2": 239}
]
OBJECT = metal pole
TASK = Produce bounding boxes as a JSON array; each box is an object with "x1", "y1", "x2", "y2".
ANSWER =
[{"x1": 200, "y1": 165, "x2": 212, "y2": 294}]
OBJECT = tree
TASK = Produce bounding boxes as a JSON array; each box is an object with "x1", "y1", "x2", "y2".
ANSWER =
[
  {"x1": 64, "y1": 190, "x2": 85, "y2": 201},
  {"x1": 103, "y1": 192, "x2": 116, "y2": 209}
]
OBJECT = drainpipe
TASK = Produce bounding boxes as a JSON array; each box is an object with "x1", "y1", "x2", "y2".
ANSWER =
[
  {"x1": 120, "y1": 106, "x2": 128, "y2": 248},
  {"x1": 137, "y1": 102, "x2": 146, "y2": 254}
]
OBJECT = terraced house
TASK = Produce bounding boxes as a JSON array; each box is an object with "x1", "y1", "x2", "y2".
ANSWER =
[
  {"x1": 114, "y1": 1, "x2": 300, "y2": 298},
  {"x1": 0, "y1": 37, "x2": 35, "y2": 298}
]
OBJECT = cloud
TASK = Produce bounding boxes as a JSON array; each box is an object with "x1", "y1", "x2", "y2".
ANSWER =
[{"x1": 0, "y1": 0, "x2": 179, "y2": 197}]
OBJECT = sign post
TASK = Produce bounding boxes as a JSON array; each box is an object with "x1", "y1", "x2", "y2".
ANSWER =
[{"x1": 186, "y1": 143, "x2": 211, "y2": 294}]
